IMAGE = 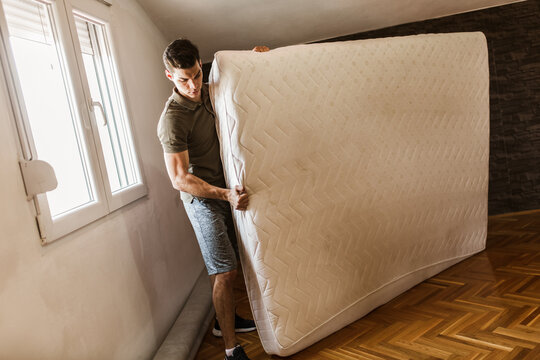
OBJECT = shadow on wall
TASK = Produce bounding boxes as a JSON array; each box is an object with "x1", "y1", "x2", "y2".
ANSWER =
[{"x1": 125, "y1": 163, "x2": 203, "y2": 349}]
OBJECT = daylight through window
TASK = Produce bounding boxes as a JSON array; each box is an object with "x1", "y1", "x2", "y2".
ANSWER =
[{"x1": 0, "y1": 0, "x2": 146, "y2": 242}]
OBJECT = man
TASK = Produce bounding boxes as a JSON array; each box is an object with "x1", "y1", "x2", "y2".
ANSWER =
[{"x1": 157, "y1": 38, "x2": 268, "y2": 360}]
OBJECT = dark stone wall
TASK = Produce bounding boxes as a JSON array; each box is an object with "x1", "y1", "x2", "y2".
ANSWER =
[{"x1": 204, "y1": 0, "x2": 540, "y2": 216}]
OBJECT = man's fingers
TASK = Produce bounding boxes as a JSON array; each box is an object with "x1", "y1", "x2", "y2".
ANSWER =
[
  {"x1": 252, "y1": 46, "x2": 270, "y2": 53},
  {"x1": 237, "y1": 193, "x2": 249, "y2": 210},
  {"x1": 231, "y1": 186, "x2": 249, "y2": 210},
  {"x1": 236, "y1": 203, "x2": 248, "y2": 211}
]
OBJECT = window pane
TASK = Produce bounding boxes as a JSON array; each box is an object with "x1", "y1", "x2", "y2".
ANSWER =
[
  {"x1": 2, "y1": 0, "x2": 95, "y2": 217},
  {"x1": 75, "y1": 16, "x2": 139, "y2": 193}
]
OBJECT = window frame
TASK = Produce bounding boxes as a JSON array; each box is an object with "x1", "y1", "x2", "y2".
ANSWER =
[
  {"x1": 66, "y1": 1, "x2": 147, "y2": 211},
  {"x1": 0, "y1": 0, "x2": 147, "y2": 244}
]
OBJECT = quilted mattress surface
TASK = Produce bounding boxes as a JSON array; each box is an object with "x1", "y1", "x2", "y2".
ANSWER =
[{"x1": 209, "y1": 32, "x2": 489, "y2": 356}]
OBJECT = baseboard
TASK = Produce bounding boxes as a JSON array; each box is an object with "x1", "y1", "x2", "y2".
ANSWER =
[
  {"x1": 153, "y1": 268, "x2": 215, "y2": 360},
  {"x1": 488, "y1": 208, "x2": 540, "y2": 219}
]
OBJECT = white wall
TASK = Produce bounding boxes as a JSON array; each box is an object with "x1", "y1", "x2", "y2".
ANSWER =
[
  {"x1": 136, "y1": 0, "x2": 525, "y2": 62},
  {"x1": 0, "y1": 0, "x2": 204, "y2": 359}
]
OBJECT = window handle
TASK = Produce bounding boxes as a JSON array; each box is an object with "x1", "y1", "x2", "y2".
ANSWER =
[{"x1": 91, "y1": 101, "x2": 107, "y2": 126}]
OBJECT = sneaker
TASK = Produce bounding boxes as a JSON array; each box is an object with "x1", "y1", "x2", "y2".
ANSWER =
[
  {"x1": 225, "y1": 345, "x2": 250, "y2": 360},
  {"x1": 213, "y1": 314, "x2": 256, "y2": 337}
]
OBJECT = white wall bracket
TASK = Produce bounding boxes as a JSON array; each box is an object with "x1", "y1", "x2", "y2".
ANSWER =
[{"x1": 19, "y1": 159, "x2": 58, "y2": 200}]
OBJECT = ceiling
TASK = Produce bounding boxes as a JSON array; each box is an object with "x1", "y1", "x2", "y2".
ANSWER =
[{"x1": 135, "y1": 0, "x2": 524, "y2": 62}]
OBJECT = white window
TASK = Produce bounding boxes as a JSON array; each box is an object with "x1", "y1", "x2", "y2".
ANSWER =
[{"x1": 0, "y1": 0, "x2": 146, "y2": 244}]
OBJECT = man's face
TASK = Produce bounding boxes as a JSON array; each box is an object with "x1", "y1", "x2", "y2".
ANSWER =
[{"x1": 166, "y1": 60, "x2": 203, "y2": 102}]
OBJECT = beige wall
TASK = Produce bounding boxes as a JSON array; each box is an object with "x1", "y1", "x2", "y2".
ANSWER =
[
  {"x1": 136, "y1": 0, "x2": 525, "y2": 62},
  {"x1": 0, "y1": 0, "x2": 204, "y2": 359}
]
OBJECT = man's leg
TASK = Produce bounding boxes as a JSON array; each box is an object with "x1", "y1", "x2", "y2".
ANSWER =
[
  {"x1": 211, "y1": 269, "x2": 238, "y2": 349},
  {"x1": 183, "y1": 197, "x2": 251, "y2": 356}
]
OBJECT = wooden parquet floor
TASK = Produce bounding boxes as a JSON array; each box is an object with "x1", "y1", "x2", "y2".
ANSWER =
[{"x1": 195, "y1": 210, "x2": 540, "y2": 359}]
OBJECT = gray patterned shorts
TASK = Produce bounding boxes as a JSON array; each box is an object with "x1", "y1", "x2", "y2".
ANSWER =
[{"x1": 183, "y1": 196, "x2": 239, "y2": 275}]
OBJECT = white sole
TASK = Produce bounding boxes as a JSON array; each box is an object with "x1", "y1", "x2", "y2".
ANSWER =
[{"x1": 212, "y1": 327, "x2": 257, "y2": 337}]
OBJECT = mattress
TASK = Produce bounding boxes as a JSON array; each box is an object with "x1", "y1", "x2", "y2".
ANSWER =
[{"x1": 209, "y1": 32, "x2": 489, "y2": 356}]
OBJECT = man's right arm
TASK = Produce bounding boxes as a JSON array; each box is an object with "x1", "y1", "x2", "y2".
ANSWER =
[{"x1": 164, "y1": 151, "x2": 249, "y2": 210}]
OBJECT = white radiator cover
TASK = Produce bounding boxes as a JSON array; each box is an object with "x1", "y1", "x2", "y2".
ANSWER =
[{"x1": 209, "y1": 32, "x2": 489, "y2": 356}]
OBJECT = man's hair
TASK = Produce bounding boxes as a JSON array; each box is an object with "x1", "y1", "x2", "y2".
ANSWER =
[{"x1": 163, "y1": 38, "x2": 200, "y2": 71}]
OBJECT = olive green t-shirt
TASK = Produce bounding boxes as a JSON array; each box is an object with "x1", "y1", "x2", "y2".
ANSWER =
[{"x1": 157, "y1": 83, "x2": 225, "y2": 187}]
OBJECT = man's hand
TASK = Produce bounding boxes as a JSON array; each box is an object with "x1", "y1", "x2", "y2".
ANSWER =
[
  {"x1": 228, "y1": 185, "x2": 249, "y2": 210},
  {"x1": 252, "y1": 46, "x2": 270, "y2": 53}
]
